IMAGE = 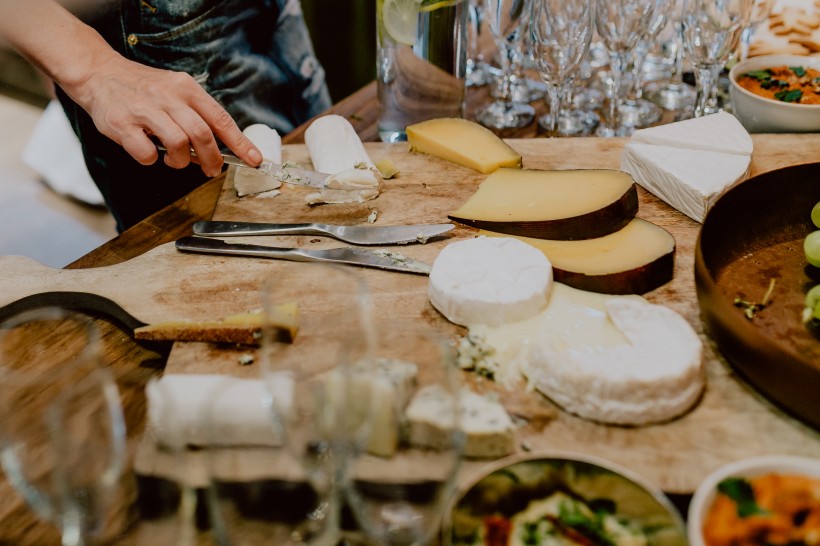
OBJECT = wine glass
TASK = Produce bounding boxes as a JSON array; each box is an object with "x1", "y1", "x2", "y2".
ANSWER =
[
  {"x1": 246, "y1": 263, "x2": 373, "y2": 545},
  {"x1": 645, "y1": 5, "x2": 697, "y2": 113},
  {"x1": 0, "y1": 308, "x2": 126, "y2": 546},
  {"x1": 466, "y1": 0, "x2": 494, "y2": 87},
  {"x1": 529, "y1": 0, "x2": 595, "y2": 137},
  {"x1": 343, "y1": 323, "x2": 463, "y2": 546},
  {"x1": 594, "y1": 0, "x2": 658, "y2": 136},
  {"x1": 681, "y1": 0, "x2": 752, "y2": 117},
  {"x1": 477, "y1": 0, "x2": 535, "y2": 129},
  {"x1": 739, "y1": 0, "x2": 774, "y2": 62}
]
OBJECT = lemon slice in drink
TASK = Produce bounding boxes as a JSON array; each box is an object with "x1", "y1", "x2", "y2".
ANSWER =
[{"x1": 382, "y1": 0, "x2": 419, "y2": 46}]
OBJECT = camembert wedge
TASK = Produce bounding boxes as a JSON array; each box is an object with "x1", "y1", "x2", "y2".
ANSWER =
[
  {"x1": 449, "y1": 168, "x2": 638, "y2": 240},
  {"x1": 406, "y1": 118, "x2": 522, "y2": 174}
]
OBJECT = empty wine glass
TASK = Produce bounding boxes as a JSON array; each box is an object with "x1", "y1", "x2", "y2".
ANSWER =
[
  {"x1": 645, "y1": 5, "x2": 697, "y2": 113},
  {"x1": 529, "y1": 0, "x2": 594, "y2": 137},
  {"x1": 681, "y1": 0, "x2": 752, "y2": 117},
  {"x1": 343, "y1": 324, "x2": 463, "y2": 546},
  {"x1": 477, "y1": 0, "x2": 535, "y2": 129},
  {"x1": 0, "y1": 308, "x2": 126, "y2": 546},
  {"x1": 252, "y1": 263, "x2": 373, "y2": 545},
  {"x1": 739, "y1": 0, "x2": 774, "y2": 61},
  {"x1": 594, "y1": 0, "x2": 658, "y2": 136},
  {"x1": 466, "y1": 0, "x2": 494, "y2": 87}
]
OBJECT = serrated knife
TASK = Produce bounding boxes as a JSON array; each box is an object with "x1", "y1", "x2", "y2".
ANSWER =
[
  {"x1": 175, "y1": 236, "x2": 432, "y2": 275},
  {"x1": 192, "y1": 221, "x2": 454, "y2": 245}
]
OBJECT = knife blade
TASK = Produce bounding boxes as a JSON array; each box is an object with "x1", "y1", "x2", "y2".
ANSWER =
[
  {"x1": 175, "y1": 236, "x2": 432, "y2": 275},
  {"x1": 219, "y1": 154, "x2": 329, "y2": 188},
  {"x1": 192, "y1": 221, "x2": 454, "y2": 245}
]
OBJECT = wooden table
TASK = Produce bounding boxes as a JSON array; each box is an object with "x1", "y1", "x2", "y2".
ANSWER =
[{"x1": 1, "y1": 80, "x2": 819, "y2": 544}]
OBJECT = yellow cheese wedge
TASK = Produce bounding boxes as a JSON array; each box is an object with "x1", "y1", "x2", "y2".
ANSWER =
[
  {"x1": 134, "y1": 303, "x2": 299, "y2": 346},
  {"x1": 481, "y1": 218, "x2": 675, "y2": 295},
  {"x1": 450, "y1": 168, "x2": 638, "y2": 240},
  {"x1": 406, "y1": 118, "x2": 522, "y2": 174}
]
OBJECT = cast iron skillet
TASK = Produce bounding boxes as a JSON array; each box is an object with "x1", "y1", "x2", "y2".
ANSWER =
[{"x1": 695, "y1": 162, "x2": 820, "y2": 430}]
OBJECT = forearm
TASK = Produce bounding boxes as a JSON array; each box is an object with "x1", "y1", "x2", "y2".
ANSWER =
[{"x1": 0, "y1": 0, "x2": 119, "y2": 107}]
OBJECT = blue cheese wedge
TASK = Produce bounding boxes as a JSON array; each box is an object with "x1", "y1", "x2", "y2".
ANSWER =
[{"x1": 405, "y1": 385, "x2": 516, "y2": 458}]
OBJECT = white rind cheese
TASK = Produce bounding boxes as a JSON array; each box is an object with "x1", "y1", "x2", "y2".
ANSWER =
[
  {"x1": 405, "y1": 385, "x2": 516, "y2": 458},
  {"x1": 526, "y1": 297, "x2": 704, "y2": 425},
  {"x1": 621, "y1": 112, "x2": 753, "y2": 223},
  {"x1": 428, "y1": 236, "x2": 554, "y2": 327},
  {"x1": 630, "y1": 111, "x2": 753, "y2": 156},
  {"x1": 621, "y1": 141, "x2": 751, "y2": 223},
  {"x1": 243, "y1": 123, "x2": 283, "y2": 163}
]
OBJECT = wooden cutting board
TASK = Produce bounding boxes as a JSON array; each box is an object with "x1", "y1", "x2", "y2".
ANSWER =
[{"x1": 2, "y1": 136, "x2": 818, "y2": 493}]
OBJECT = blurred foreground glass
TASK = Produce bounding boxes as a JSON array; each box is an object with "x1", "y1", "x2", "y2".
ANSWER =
[
  {"x1": 377, "y1": 0, "x2": 469, "y2": 142},
  {"x1": 529, "y1": 0, "x2": 594, "y2": 137},
  {"x1": 344, "y1": 324, "x2": 463, "y2": 546},
  {"x1": 681, "y1": 0, "x2": 752, "y2": 117},
  {"x1": 243, "y1": 264, "x2": 373, "y2": 545},
  {"x1": 0, "y1": 308, "x2": 126, "y2": 546}
]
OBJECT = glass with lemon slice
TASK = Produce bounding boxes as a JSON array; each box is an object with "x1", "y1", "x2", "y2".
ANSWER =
[{"x1": 376, "y1": 0, "x2": 468, "y2": 142}]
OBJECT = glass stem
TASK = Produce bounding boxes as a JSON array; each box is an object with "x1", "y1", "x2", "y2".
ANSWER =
[
  {"x1": 693, "y1": 63, "x2": 720, "y2": 117},
  {"x1": 545, "y1": 83, "x2": 564, "y2": 136},
  {"x1": 605, "y1": 50, "x2": 629, "y2": 132},
  {"x1": 628, "y1": 41, "x2": 649, "y2": 102},
  {"x1": 497, "y1": 36, "x2": 516, "y2": 104}
]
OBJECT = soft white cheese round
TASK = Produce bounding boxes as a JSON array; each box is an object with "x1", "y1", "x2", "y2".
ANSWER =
[
  {"x1": 242, "y1": 123, "x2": 282, "y2": 163},
  {"x1": 428, "y1": 236, "x2": 553, "y2": 327},
  {"x1": 527, "y1": 297, "x2": 704, "y2": 425}
]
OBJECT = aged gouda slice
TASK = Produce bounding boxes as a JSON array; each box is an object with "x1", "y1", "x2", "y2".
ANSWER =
[
  {"x1": 480, "y1": 218, "x2": 676, "y2": 294},
  {"x1": 450, "y1": 168, "x2": 638, "y2": 240},
  {"x1": 406, "y1": 118, "x2": 522, "y2": 174}
]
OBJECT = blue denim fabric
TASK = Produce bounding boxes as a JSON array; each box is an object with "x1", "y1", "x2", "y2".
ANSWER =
[{"x1": 57, "y1": 0, "x2": 331, "y2": 232}]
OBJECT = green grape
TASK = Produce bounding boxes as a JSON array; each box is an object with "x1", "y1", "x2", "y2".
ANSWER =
[
  {"x1": 804, "y1": 285, "x2": 820, "y2": 324},
  {"x1": 805, "y1": 231, "x2": 820, "y2": 268},
  {"x1": 813, "y1": 201, "x2": 820, "y2": 230}
]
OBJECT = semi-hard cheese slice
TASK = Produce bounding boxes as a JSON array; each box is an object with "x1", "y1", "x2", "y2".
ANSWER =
[
  {"x1": 480, "y1": 218, "x2": 676, "y2": 295},
  {"x1": 405, "y1": 385, "x2": 516, "y2": 458},
  {"x1": 630, "y1": 111, "x2": 753, "y2": 156},
  {"x1": 449, "y1": 168, "x2": 638, "y2": 240},
  {"x1": 526, "y1": 296, "x2": 704, "y2": 425},
  {"x1": 428, "y1": 236, "x2": 553, "y2": 327},
  {"x1": 406, "y1": 118, "x2": 522, "y2": 174},
  {"x1": 621, "y1": 141, "x2": 750, "y2": 223}
]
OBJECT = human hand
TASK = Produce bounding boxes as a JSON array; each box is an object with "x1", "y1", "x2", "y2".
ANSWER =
[{"x1": 72, "y1": 53, "x2": 262, "y2": 177}]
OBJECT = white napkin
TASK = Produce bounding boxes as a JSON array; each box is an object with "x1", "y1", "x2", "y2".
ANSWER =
[{"x1": 146, "y1": 374, "x2": 293, "y2": 448}]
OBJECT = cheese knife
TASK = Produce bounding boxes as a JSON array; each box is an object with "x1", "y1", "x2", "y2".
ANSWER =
[
  {"x1": 175, "y1": 236, "x2": 432, "y2": 275},
  {"x1": 192, "y1": 221, "x2": 454, "y2": 245}
]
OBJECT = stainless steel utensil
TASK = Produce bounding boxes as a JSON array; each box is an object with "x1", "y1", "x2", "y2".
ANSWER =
[
  {"x1": 175, "y1": 236, "x2": 432, "y2": 275},
  {"x1": 192, "y1": 221, "x2": 454, "y2": 245}
]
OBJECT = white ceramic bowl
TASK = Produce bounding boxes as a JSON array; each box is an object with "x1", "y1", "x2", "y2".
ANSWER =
[
  {"x1": 687, "y1": 454, "x2": 820, "y2": 546},
  {"x1": 729, "y1": 54, "x2": 820, "y2": 133}
]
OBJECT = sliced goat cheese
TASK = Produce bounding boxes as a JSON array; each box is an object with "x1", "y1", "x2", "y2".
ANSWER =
[
  {"x1": 621, "y1": 141, "x2": 750, "y2": 223},
  {"x1": 243, "y1": 123, "x2": 283, "y2": 163},
  {"x1": 629, "y1": 111, "x2": 753, "y2": 156},
  {"x1": 526, "y1": 297, "x2": 704, "y2": 426},
  {"x1": 405, "y1": 385, "x2": 516, "y2": 458},
  {"x1": 428, "y1": 236, "x2": 554, "y2": 327},
  {"x1": 303, "y1": 114, "x2": 381, "y2": 204}
]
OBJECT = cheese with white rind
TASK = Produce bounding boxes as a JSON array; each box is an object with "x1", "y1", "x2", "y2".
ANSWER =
[
  {"x1": 629, "y1": 111, "x2": 753, "y2": 156},
  {"x1": 428, "y1": 236, "x2": 553, "y2": 327},
  {"x1": 406, "y1": 117, "x2": 522, "y2": 174},
  {"x1": 480, "y1": 218, "x2": 676, "y2": 295},
  {"x1": 526, "y1": 297, "x2": 704, "y2": 425},
  {"x1": 243, "y1": 123, "x2": 283, "y2": 163},
  {"x1": 405, "y1": 385, "x2": 516, "y2": 458},
  {"x1": 621, "y1": 141, "x2": 751, "y2": 223},
  {"x1": 449, "y1": 168, "x2": 638, "y2": 240},
  {"x1": 324, "y1": 168, "x2": 381, "y2": 190}
]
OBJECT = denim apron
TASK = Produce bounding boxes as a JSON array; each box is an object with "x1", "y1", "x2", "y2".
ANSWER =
[{"x1": 57, "y1": 0, "x2": 331, "y2": 231}]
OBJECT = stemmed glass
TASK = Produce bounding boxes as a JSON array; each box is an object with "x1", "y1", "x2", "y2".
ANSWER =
[
  {"x1": 477, "y1": 0, "x2": 535, "y2": 129},
  {"x1": 645, "y1": 4, "x2": 697, "y2": 114},
  {"x1": 0, "y1": 308, "x2": 126, "y2": 546},
  {"x1": 232, "y1": 263, "x2": 373, "y2": 545},
  {"x1": 466, "y1": 0, "x2": 494, "y2": 87},
  {"x1": 594, "y1": 0, "x2": 658, "y2": 137},
  {"x1": 343, "y1": 324, "x2": 463, "y2": 546},
  {"x1": 681, "y1": 0, "x2": 752, "y2": 117},
  {"x1": 529, "y1": 0, "x2": 594, "y2": 137},
  {"x1": 739, "y1": 0, "x2": 774, "y2": 62}
]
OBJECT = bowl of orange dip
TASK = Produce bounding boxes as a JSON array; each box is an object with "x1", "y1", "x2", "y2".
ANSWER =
[
  {"x1": 729, "y1": 54, "x2": 820, "y2": 133},
  {"x1": 688, "y1": 455, "x2": 820, "y2": 546}
]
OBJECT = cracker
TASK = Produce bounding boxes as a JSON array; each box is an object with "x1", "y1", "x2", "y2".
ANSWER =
[
  {"x1": 769, "y1": 7, "x2": 820, "y2": 36},
  {"x1": 749, "y1": 39, "x2": 810, "y2": 56},
  {"x1": 790, "y1": 36, "x2": 820, "y2": 53}
]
